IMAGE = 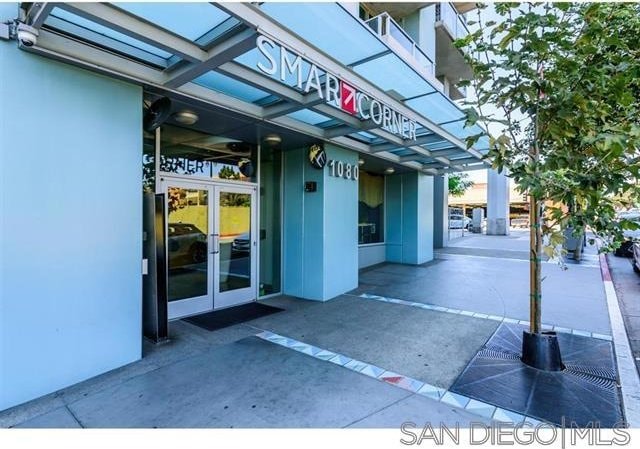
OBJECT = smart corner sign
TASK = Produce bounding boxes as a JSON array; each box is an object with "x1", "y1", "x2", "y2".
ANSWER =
[{"x1": 256, "y1": 35, "x2": 418, "y2": 141}]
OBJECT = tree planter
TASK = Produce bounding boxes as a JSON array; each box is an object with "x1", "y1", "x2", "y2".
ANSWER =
[{"x1": 521, "y1": 330, "x2": 565, "y2": 371}]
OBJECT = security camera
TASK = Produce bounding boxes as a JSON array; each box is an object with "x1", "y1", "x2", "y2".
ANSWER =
[{"x1": 16, "y1": 23, "x2": 38, "y2": 47}]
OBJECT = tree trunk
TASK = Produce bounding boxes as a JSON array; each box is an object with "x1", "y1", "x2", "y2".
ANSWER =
[{"x1": 529, "y1": 195, "x2": 542, "y2": 334}]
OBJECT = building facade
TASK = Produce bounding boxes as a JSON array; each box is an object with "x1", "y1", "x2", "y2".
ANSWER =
[{"x1": 0, "y1": 2, "x2": 489, "y2": 411}]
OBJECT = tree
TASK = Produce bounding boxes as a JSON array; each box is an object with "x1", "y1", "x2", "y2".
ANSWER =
[
  {"x1": 448, "y1": 172, "x2": 475, "y2": 197},
  {"x1": 457, "y1": 2, "x2": 640, "y2": 369}
]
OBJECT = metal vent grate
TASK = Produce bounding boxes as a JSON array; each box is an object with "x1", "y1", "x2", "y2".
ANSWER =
[
  {"x1": 478, "y1": 346, "x2": 521, "y2": 360},
  {"x1": 564, "y1": 364, "x2": 618, "y2": 391}
]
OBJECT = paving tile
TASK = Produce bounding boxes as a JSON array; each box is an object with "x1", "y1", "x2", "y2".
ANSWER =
[
  {"x1": 441, "y1": 391, "x2": 471, "y2": 408},
  {"x1": 465, "y1": 399, "x2": 496, "y2": 419},
  {"x1": 360, "y1": 364, "x2": 386, "y2": 379},
  {"x1": 314, "y1": 349, "x2": 338, "y2": 361},
  {"x1": 344, "y1": 359, "x2": 369, "y2": 372},
  {"x1": 328, "y1": 354, "x2": 352, "y2": 366},
  {"x1": 417, "y1": 383, "x2": 446, "y2": 401}
]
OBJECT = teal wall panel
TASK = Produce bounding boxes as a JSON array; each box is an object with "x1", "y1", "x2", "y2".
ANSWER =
[
  {"x1": 0, "y1": 41, "x2": 142, "y2": 410},
  {"x1": 385, "y1": 172, "x2": 434, "y2": 265},
  {"x1": 322, "y1": 146, "x2": 358, "y2": 299},
  {"x1": 282, "y1": 145, "x2": 358, "y2": 301}
]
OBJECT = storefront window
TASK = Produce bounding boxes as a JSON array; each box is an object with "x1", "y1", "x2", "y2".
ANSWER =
[
  {"x1": 259, "y1": 146, "x2": 282, "y2": 295},
  {"x1": 358, "y1": 171, "x2": 384, "y2": 244},
  {"x1": 159, "y1": 124, "x2": 257, "y2": 183}
]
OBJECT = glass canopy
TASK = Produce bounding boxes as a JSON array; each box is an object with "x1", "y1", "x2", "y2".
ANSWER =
[{"x1": 34, "y1": 1, "x2": 489, "y2": 172}]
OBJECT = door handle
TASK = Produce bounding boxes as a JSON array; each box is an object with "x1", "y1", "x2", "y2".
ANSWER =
[{"x1": 211, "y1": 233, "x2": 220, "y2": 254}]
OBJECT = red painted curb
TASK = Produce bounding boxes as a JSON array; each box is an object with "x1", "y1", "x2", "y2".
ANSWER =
[{"x1": 599, "y1": 253, "x2": 612, "y2": 282}]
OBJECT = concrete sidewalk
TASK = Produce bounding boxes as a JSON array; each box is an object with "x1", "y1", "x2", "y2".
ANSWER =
[
  {"x1": 1, "y1": 297, "x2": 496, "y2": 428},
  {"x1": 0, "y1": 230, "x2": 617, "y2": 428}
]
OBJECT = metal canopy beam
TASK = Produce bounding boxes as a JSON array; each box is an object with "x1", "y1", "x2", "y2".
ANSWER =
[
  {"x1": 24, "y1": 2, "x2": 54, "y2": 29},
  {"x1": 430, "y1": 147, "x2": 467, "y2": 158},
  {"x1": 370, "y1": 133, "x2": 438, "y2": 153},
  {"x1": 447, "y1": 156, "x2": 484, "y2": 165},
  {"x1": 437, "y1": 163, "x2": 489, "y2": 175},
  {"x1": 262, "y1": 97, "x2": 325, "y2": 120},
  {"x1": 58, "y1": 2, "x2": 208, "y2": 62},
  {"x1": 216, "y1": 1, "x2": 484, "y2": 160},
  {"x1": 164, "y1": 28, "x2": 257, "y2": 88}
]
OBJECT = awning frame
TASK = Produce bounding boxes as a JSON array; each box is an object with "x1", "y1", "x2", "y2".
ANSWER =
[{"x1": 17, "y1": 1, "x2": 489, "y2": 175}]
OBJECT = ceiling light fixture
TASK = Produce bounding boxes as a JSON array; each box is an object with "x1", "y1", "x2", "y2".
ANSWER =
[
  {"x1": 263, "y1": 133, "x2": 282, "y2": 146},
  {"x1": 172, "y1": 110, "x2": 199, "y2": 126},
  {"x1": 384, "y1": 167, "x2": 395, "y2": 175}
]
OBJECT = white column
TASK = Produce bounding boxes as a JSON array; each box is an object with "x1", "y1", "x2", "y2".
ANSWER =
[{"x1": 486, "y1": 169, "x2": 510, "y2": 235}]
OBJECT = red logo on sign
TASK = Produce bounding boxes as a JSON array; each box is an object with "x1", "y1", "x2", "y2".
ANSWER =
[{"x1": 340, "y1": 81, "x2": 357, "y2": 115}]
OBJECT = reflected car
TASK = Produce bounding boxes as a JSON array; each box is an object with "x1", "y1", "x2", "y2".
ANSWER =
[
  {"x1": 231, "y1": 232, "x2": 251, "y2": 255},
  {"x1": 168, "y1": 223, "x2": 207, "y2": 266},
  {"x1": 449, "y1": 214, "x2": 472, "y2": 230}
]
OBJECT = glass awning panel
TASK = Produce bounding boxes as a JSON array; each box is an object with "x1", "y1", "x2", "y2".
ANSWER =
[
  {"x1": 442, "y1": 121, "x2": 485, "y2": 140},
  {"x1": 113, "y1": 3, "x2": 232, "y2": 44},
  {"x1": 194, "y1": 71, "x2": 271, "y2": 103},
  {"x1": 259, "y1": 2, "x2": 388, "y2": 66},
  {"x1": 45, "y1": 7, "x2": 173, "y2": 66},
  {"x1": 389, "y1": 149, "x2": 417, "y2": 157},
  {"x1": 475, "y1": 136, "x2": 491, "y2": 152},
  {"x1": 287, "y1": 109, "x2": 333, "y2": 126},
  {"x1": 405, "y1": 94, "x2": 465, "y2": 126},
  {"x1": 353, "y1": 52, "x2": 435, "y2": 99}
]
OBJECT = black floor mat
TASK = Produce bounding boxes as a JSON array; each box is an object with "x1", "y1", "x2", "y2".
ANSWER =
[
  {"x1": 450, "y1": 323, "x2": 623, "y2": 427},
  {"x1": 183, "y1": 302, "x2": 284, "y2": 331}
]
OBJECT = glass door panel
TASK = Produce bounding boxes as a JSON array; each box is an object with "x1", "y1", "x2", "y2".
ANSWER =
[
  {"x1": 214, "y1": 185, "x2": 257, "y2": 309},
  {"x1": 163, "y1": 180, "x2": 214, "y2": 319}
]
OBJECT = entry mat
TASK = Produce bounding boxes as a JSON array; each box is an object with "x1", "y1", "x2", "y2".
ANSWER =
[
  {"x1": 183, "y1": 302, "x2": 284, "y2": 332},
  {"x1": 449, "y1": 323, "x2": 624, "y2": 427}
]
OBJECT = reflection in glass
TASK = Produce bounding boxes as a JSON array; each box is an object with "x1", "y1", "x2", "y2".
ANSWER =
[
  {"x1": 160, "y1": 124, "x2": 256, "y2": 182},
  {"x1": 219, "y1": 192, "x2": 251, "y2": 292},
  {"x1": 358, "y1": 171, "x2": 384, "y2": 244},
  {"x1": 167, "y1": 187, "x2": 209, "y2": 301},
  {"x1": 142, "y1": 129, "x2": 156, "y2": 194}
]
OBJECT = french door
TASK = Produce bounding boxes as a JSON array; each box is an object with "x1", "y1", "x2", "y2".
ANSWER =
[{"x1": 161, "y1": 178, "x2": 257, "y2": 319}]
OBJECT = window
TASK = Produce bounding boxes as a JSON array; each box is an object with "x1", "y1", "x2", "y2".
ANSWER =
[
  {"x1": 358, "y1": 171, "x2": 384, "y2": 244},
  {"x1": 159, "y1": 124, "x2": 257, "y2": 183},
  {"x1": 259, "y1": 146, "x2": 282, "y2": 296}
]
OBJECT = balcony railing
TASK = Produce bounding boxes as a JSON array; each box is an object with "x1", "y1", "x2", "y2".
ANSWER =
[
  {"x1": 365, "y1": 12, "x2": 435, "y2": 77},
  {"x1": 436, "y1": 2, "x2": 469, "y2": 40}
]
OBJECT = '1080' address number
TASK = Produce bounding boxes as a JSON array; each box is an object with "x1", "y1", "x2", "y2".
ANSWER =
[{"x1": 327, "y1": 159, "x2": 359, "y2": 181}]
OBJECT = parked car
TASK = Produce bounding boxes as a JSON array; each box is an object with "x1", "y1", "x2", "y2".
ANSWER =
[
  {"x1": 168, "y1": 222, "x2": 207, "y2": 266},
  {"x1": 449, "y1": 214, "x2": 472, "y2": 230},
  {"x1": 614, "y1": 213, "x2": 640, "y2": 257},
  {"x1": 511, "y1": 216, "x2": 529, "y2": 228},
  {"x1": 632, "y1": 242, "x2": 640, "y2": 274}
]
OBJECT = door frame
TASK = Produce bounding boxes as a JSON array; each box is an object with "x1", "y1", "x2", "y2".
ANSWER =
[
  {"x1": 160, "y1": 176, "x2": 259, "y2": 319},
  {"x1": 160, "y1": 177, "x2": 214, "y2": 320},
  {"x1": 212, "y1": 184, "x2": 258, "y2": 310}
]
